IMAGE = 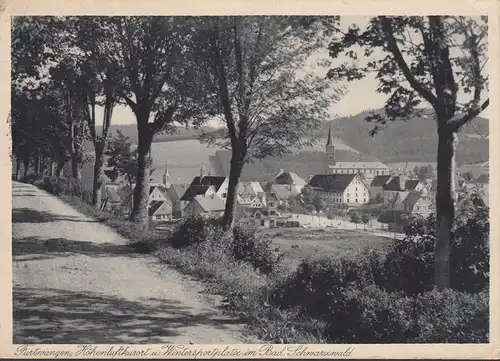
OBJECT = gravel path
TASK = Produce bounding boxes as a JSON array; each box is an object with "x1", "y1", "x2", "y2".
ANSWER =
[{"x1": 12, "y1": 181, "x2": 256, "y2": 344}]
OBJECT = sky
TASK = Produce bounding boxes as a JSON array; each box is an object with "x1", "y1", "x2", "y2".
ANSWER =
[{"x1": 88, "y1": 15, "x2": 489, "y2": 127}]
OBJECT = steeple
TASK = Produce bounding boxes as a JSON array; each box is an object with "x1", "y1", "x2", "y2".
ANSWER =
[
  {"x1": 162, "y1": 161, "x2": 170, "y2": 186},
  {"x1": 326, "y1": 125, "x2": 334, "y2": 146},
  {"x1": 325, "y1": 125, "x2": 336, "y2": 172},
  {"x1": 200, "y1": 161, "x2": 207, "y2": 179}
]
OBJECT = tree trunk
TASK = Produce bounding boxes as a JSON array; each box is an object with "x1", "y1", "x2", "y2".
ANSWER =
[
  {"x1": 434, "y1": 126, "x2": 458, "y2": 290},
  {"x1": 71, "y1": 154, "x2": 82, "y2": 180},
  {"x1": 130, "y1": 121, "x2": 152, "y2": 227},
  {"x1": 56, "y1": 159, "x2": 65, "y2": 177},
  {"x1": 222, "y1": 148, "x2": 244, "y2": 231},
  {"x1": 92, "y1": 146, "x2": 104, "y2": 206},
  {"x1": 15, "y1": 156, "x2": 21, "y2": 180},
  {"x1": 22, "y1": 157, "x2": 29, "y2": 177}
]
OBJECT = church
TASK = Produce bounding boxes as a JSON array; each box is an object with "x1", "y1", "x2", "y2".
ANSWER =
[{"x1": 324, "y1": 126, "x2": 389, "y2": 181}]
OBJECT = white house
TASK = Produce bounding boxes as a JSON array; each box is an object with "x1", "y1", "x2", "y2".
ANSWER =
[{"x1": 308, "y1": 173, "x2": 371, "y2": 206}]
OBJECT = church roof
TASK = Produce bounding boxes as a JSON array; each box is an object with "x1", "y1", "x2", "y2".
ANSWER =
[{"x1": 328, "y1": 162, "x2": 388, "y2": 169}]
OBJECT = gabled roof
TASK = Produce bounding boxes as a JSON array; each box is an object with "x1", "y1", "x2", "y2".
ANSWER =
[
  {"x1": 383, "y1": 176, "x2": 422, "y2": 191},
  {"x1": 370, "y1": 175, "x2": 392, "y2": 187},
  {"x1": 180, "y1": 185, "x2": 212, "y2": 201},
  {"x1": 193, "y1": 195, "x2": 226, "y2": 212},
  {"x1": 405, "y1": 180, "x2": 421, "y2": 191},
  {"x1": 308, "y1": 174, "x2": 357, "y2": 193},
  {"x1": 476, "y1": 174, "x2": 489, "y2": 184},
  {"x1": 148, "y1": 200, "x2": 172, "y2": 217},
  {"x1": 402, "y1": 192, "x2": 433, "y2": 212},
  {"x1": 270, "y1": 184, "x2": 294, "y2": 199},
  {"x1": 190, "y1": 176, "x2": 227, "y2": 192},
  {"x1": 168, "y1": 184, "x2": 189, "y2": 201},
  {"x1": 272, "y1": 172, "x2": 307, "y2": 187}
]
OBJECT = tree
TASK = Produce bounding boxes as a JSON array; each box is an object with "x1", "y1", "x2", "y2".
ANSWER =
[
  {"x1": 350, "y1": 211, "x2": 361, "y2": 224},
  {"x1": 361, "y1": 212, "x2": 370, "y2": 228},
  {"x1": 105, "y1": 130, "x2": 137, "y2": 191},
  {"x1": 328, "y1": 16, "x2": 488, "y2": 289},
  {"x1": 99, "y1": 17, "x2": 208, "y2": 226},
  {"x1": 194, "y1": 16, "x2": 343, "y2": 230},
  {"x1": 461, "y1": 171, "x2": 475, "y2": 182}
]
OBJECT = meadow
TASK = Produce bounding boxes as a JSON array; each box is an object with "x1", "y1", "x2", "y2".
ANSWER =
[{"x1": 264, "y1": 228, "x2": 394, "y2": 268}]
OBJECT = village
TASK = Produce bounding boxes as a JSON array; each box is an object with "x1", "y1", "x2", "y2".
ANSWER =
[{"x1": 98, "y1": 126, "x2": 490, "y2": 234}]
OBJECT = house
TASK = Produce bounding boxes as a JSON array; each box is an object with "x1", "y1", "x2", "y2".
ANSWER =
[
  {"x1": 189, "y1": 173, "x2": 229, "y2": 200},
  {"x1": 401, "y1": 192, "x2": 434, "y2": 216},
  {"x1": 270, "y1": 171, "x2": 307, "y2": 194},
  {"x1": 382, "y1": 176, "x2": 427, "y2": 205},
  {"x1": 369, "y1": 175, "x2": 392, "y2": 201},
  {"x1": 183, "y1": 194, "x2": 226, "y2": 218},
  {"x1": 179, "y1": 184, "x2": 216, "y2": 216},
  {"x1": 100, "y1": 187, "x2": 123, "y2": 211},
  {"x1": 167, "y1": 184, "x2": 189, "y2": 218},
  {"x1": 149, "y1": 200, "x2": 173, "y2": 222},
  {"x1": 237, "y1": 181, "x2": 267, "y2": 208},
  {"x1": 308, "y1": 173, "x2": 371, "y2": 206},
  {"x1": 267, "y1": 184, "x2": 296, "y2": 205}
]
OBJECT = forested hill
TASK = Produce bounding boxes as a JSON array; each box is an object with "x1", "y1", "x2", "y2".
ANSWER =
[
  {"x1": 92, "y1": 108, "x2": 489, "y2": 166},
  {"x1": 323, "y1": 109, "x2": 489, "y2": 165}
]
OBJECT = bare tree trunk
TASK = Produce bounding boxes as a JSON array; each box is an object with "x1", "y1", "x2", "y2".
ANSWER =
[
  {"x1": 15, "y1": 155, "x2": 21, "y2": 180},
  {"x1": 434, "y1": 126, "x2": 458, "y2": 290},
  {"x1": 22, "y1": 157, "x2": 29, "y2": 177},
  {"x1": 222, "y1": 148, "x2": 244, "y2": 231},
  {"x1": 56, "y1": 159, "x2": 65, "y2": 177},
  {"x1": 92, "y1": 145, "x2": 104, "y2": 206},
  {"x1": 130, "y1": 119, "x2": 152, "y2": 227}
]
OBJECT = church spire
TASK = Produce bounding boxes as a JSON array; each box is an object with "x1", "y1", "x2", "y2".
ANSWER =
[
  {"x1": 326, "y1": 125, "x2": 334, "y2": 146},
  {"x1": 162, "y1": 161, "x2": 170, "y2": 186}
]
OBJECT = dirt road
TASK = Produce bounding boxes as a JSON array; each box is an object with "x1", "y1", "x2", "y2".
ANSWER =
[{"x1": 12, "y1": 181, "x2": 256, "y2": 344}]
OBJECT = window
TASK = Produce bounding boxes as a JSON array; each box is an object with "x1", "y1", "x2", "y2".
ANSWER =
[
  {"x1": 222, "y1": 193, "x2": 227, "y2": 198},
  {"x1": 356, "y1": 198, "x2": 358, "y2": 203},
  {"x1": 261, "y1": 220, "x2": 265, "y2": 226},
  {"x1": 270, "y1": 210, "x2": 276, "y2": 215},
  {"x1": 269, "y1": 202, "x2": 274, "y2": 207}
]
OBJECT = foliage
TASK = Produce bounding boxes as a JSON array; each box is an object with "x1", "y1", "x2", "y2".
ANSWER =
[
  {"x1": 383, "y1": 194, "x2": 489, "y2": 295},
  {"x1": 37, "y1": 176, "x2": 93, "y2": 204},
  {"x1": 349, "y1": 210, "x2": 361, "y2": 223},
  {"x1": 328, "y1": 15, "x2": 489, "y2": 289},
  {"x1": 169, "y1": 216, "x2": 283, "y2": 274},
  {"x1": 232, "y1": 225, "x2": 284, "y2": 274}
]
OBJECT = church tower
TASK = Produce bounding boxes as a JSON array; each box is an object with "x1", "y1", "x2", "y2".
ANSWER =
[
  {"x1": 325, "y1": 125, "x2": 336, "y2": 173},
  {"x1": 200, "y1": 161, "x2": 207, "y2": 179},
  {"x1": 162, "y1": 161, "x2": 170, "y2": 186}
]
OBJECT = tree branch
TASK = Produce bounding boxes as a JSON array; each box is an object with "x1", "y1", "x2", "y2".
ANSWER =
[
  {"x1": 453, "y1": 98, "x2": 489, "y2": 131},
  {"x1": 381, "y1": 17, "x2": 437, "y2": 107}
]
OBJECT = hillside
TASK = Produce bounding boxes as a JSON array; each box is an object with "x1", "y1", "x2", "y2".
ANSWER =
[{"x1": 323, "y1": 109, "x2": 489, "y2": 165}]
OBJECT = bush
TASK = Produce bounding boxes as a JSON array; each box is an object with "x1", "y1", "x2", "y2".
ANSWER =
[
  {"x1": 39, "y1": 176, "x2": 93, "y2": 204},
  {"x1": 413, "y1": 289, "x2": 489, "y2": 343},
  {"x1": 232, "y1": 225, "x2": 283, "y2": 274},
  {"x1": 168, "y1": 215, "x2": 223, "y2": 249},
  {"x1": 270, "y1": 252, "x2": 385, "y2": 319},
  {"x1": 383, "y1": 200, "x2": 489, "y2": 295},
  {"x1": 168, "y1": 217, "x2": 283, "y2": 275}
]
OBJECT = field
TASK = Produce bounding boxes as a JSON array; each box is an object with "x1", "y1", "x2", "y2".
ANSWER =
[{"x1": 264, "y1": 228, "x2": 395, "y2": 268}]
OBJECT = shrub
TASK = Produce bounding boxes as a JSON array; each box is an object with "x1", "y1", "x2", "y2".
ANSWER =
[
  {"x1": 413, "y1": 288, "x2": 489, "y2": 343},
  {"x1": 232, "y1": 225, "x2": 283, "y2": 274},
  {"x1": 324, "y1": 285, "x2": 417, "y2": 343},
  {"x1": 40, "y1": 176, "x2": 93, "y2": 204},
  {"x1": 270, "y1": 252, "x2": 384, "y2": 319},
  {"x1": 168, "y1": 217, "x2": 283, "y2": 275},
  {"x1": 168, "y1": 215, "x2": 223, "y2": 249},
  {"x1": 383, "y1": 199, "x2": 489, "y2": 295}
]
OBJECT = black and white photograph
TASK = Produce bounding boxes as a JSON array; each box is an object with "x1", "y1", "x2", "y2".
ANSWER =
[{"x1": 7, "y1": 9, "x2": 494, "y2": 350}]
